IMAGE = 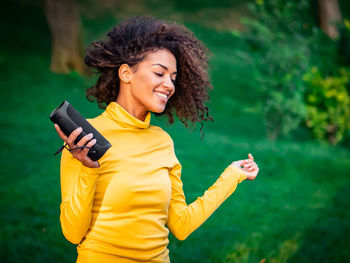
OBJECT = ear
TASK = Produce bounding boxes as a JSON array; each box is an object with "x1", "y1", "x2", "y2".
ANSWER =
[{"x1": 118, "y1": 64, "x2": 133, "y2": 83}]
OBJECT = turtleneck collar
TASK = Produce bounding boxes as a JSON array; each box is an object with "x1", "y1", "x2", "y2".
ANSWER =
[{"x1": 102, "y1": 102, "x2": 151, "y2": 129}]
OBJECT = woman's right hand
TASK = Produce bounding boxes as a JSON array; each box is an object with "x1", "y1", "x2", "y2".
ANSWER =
[{"x1": 54, "y1": 124, "x2": 100, "y2": 168}]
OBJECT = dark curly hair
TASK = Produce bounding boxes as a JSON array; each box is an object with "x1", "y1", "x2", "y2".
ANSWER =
[{"x1": 84, "y1": 16, "x2": 213, "y2": 136}]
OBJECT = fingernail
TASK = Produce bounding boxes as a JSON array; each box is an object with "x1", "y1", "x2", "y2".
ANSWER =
[
  {"x1": 91, "y1": 139, "x2": 97, "y2": 144},
  {"x1": 77, "y1": 127, "x2": 82, "y2": 132},
  {"x1": 87, "y1": 133, "x2": 93, "y2": 139}
]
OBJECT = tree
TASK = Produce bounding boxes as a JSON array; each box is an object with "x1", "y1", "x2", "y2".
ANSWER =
[
  {"x1": 318, "y1": 0, "x2": 342, "y2": 39},
  {"x1": 44, "y1": 0, "x2": 87, "y2": 74},
  {"x1": 241, "y1": 0, "x2": 310, "y2": 141}
]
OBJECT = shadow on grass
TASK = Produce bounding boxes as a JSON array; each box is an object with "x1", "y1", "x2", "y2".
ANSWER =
[{"x1": 287, "y1": 181, "x2": 350, "y2": 263}]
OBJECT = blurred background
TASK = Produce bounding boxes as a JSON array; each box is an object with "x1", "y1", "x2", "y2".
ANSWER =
[{"x1": 1, "y1": 0, "x2": 350, "y2": 262}]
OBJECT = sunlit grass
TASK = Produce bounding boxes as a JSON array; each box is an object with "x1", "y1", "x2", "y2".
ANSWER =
[{"x1": 1, "y1": 1, "x2": 350, "y2": 263}]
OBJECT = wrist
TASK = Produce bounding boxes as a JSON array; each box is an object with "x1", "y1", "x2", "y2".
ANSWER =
[{"x1": 228, "y1": 164, "x2": 247, "y2": 182}]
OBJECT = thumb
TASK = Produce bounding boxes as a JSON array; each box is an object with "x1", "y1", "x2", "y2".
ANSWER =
[{"x1": 248, "y1": 153, "x2": 254, "y2": 161}]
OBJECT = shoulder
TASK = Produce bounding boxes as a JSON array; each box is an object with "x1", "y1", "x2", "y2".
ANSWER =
[
  {"x1": 86, "y1": 113, "x2": 113, "y2": 131},
  {"x1": 86, "y1": 113, "x2": 105, "y2": 125},
  {"x1": 148, "y1": 124, "x2": 174, "y2": 144}
]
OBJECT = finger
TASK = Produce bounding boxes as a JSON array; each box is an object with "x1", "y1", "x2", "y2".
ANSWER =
[
  {"x1": 67, "y1": 127, "x2": 83, "y2": 147},
  {"x1": 241, "y1": 160, "x2": 255, "y2": 169},
  {"x1": 249, "y1": 166, "x2": 258, "y2": 171},
  {"x1": 244, "y1": 163, "x2": 254, "y2": 169},
  {"x1": 245, "y1": 164, "x2": 256, "y2": 170},
  {"x1": 246, "y1": 162, "x2": 259, "y2": 170},
  {"x1": 248, "y1": 153, "x2": 254, "y2": 161},
  {"x1": 249, "y1": 164, "x2": 259, "y2": 171},
  {"x1": 54, "y1": 124, "x2": 68, "y2": 142},
  {"x1": 76, "y1": 133, "x2": 94, "y2": 148},
  {"x1": 81, "y1": 139, "x2": 97, "y2": 156},
  {"x1": 245, "y1": 161, "x2": 257, "y2": 167},
  {"x1": 243, "y1": 159, "x2": 254, "y2": 165}
]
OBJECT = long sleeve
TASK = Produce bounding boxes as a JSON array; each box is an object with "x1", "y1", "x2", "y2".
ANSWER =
[
  {"x1": 59, "y1": 147, "x2": 100, "y2": 244},
  {"x1": 166, "y1": 163, "x2": 247, "y2": 241}
]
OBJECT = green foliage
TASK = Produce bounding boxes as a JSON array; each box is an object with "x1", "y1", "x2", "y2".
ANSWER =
[
  {"x1": 303, "y1": 67, "x2": 350, "y2": 145},
  {"x1": 173, "y1": 0, "x2": 245, "y2": 11},
  {"x1": 339, "y1": 19, "x2": 350, "y2": 68},
  {"x1": 2, "y1": 1, "x2": 350, "y2": 263},
  {"x1": 240, "y1": 0, "x2": 315, "y2": 141}
]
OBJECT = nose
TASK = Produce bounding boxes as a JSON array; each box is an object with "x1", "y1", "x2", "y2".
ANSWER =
[{"x1": 163, "y1": 76, "x2": 175, "y2": 93}]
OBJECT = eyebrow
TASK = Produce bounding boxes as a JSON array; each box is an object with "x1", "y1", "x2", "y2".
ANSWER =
[{"x1": 152, "y1": 63, "x2": 177, "y2": 74}]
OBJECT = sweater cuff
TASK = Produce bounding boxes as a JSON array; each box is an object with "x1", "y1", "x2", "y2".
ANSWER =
[
  {"x1": 80, "y1": 164, "x2": 101, "y2": 179},
  {"x1": 226, "y1": 165, "x2": 247, "y2": 183}
]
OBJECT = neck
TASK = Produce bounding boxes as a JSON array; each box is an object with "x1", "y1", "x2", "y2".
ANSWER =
[{"x1": 116, "y1": 86, "x2": 148, "y2": 122}]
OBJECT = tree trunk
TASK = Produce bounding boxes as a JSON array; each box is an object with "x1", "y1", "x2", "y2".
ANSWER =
[
  {"x1": 318, "y1": 0, "x2": 342, "y2": 39},
  {"x1": 44, "y1": 0, "x2": 87, "y2": 74}
]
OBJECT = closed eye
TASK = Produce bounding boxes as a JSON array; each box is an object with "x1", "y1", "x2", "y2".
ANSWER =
[{"x1": 154, "y1": 72, "x2": 176, "y2": 85}]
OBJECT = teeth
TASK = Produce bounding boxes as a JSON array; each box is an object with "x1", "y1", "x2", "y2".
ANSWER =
[{"x1": 155, "y1": 92, "x2": 168, "y2": 99}]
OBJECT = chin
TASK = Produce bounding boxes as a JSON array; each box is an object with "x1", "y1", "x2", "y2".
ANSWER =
[{"x1": 149, "y1": 104, "x2": 166, "y2": 114}]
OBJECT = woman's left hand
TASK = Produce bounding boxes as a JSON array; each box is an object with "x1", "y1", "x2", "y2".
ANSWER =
[{"x1": 231, "y1": 153, "x2": 259, "y2": 180}]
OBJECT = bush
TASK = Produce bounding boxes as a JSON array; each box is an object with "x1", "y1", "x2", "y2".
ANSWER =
[
  {"x1": 338, "y1": 19, "x2": 350, "y2": 68},
  {"x1": 303, "y1": 66, "x2": 350, "y2": 145},
  {"x1": 240, "y1": 0, "x2": 314, "y2": 141}
]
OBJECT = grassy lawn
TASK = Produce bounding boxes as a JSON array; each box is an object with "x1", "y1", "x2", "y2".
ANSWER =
[{"x1": 1, "y1": 1, "x2": 350, "y2": 262}]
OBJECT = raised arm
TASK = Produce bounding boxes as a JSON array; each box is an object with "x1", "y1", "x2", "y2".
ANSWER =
[{"x1": 166, "y1": 163, "x2": 247, "y2": 241}]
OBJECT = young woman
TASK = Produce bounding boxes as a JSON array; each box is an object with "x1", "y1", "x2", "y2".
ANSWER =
[{"x1": 54, "y1": 16, "x2": 259, "y2": 263}]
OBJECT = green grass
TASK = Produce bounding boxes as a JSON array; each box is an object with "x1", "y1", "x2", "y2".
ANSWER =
[{"x1": 1, "y1": 1, "x2": 350, "y2": 262}]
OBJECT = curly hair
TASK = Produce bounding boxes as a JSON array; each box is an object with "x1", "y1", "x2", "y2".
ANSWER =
[{"x1": 84, "y1": 16, "x2": 213, "y2": 136}]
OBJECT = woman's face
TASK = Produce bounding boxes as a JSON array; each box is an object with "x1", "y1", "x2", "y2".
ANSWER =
[{"x1": 128, "y1": 49, "x2": 177, "y2": 114}]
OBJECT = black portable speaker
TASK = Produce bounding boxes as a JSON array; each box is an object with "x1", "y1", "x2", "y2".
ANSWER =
[{"x1": 50, "y1": 100, "x2": 111, "y2": 161}]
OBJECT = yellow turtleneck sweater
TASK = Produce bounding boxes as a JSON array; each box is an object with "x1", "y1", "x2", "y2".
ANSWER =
[{"x1": 59, "y1": 102, "x2": 247, "y2": 263}]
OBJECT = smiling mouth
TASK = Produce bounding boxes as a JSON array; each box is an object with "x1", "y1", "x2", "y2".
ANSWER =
[{"x1": 154, "y1": 91, "x2": 168, "y2": 102}]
